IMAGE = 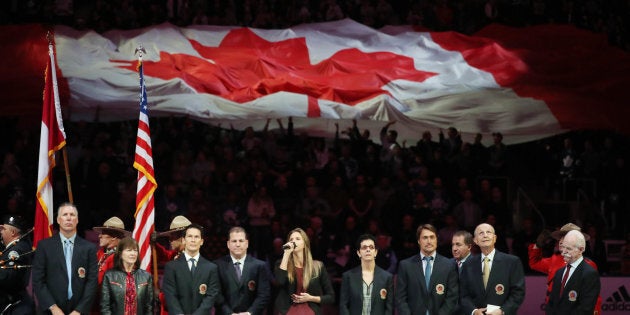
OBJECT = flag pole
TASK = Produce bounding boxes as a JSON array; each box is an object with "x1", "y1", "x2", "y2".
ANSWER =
[
  {"x1": 134, "y1": 44, "x2": 160, "y2": 302},
  {"x1": 46, "y1": 31, "x2": 74, "y2": 204},
  {"x1": 62, "y1": 149, "x2": 74, "y2": 203}
]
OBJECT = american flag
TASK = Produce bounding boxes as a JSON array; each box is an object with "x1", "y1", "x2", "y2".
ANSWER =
[
  {"x1": 132, "y1": 60, "x2": 157, "y2": 270},
  {"x1": 34, "y1": 43, "x2": 67, "y2": 248}
]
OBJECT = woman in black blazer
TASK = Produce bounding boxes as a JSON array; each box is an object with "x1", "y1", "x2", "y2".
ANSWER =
[
  {"x1": 274, "y1": 228, "x2": 335, "y2": 315},
  {"x1": 339, "y1": 234, "x2": 394, "y2": 315}
]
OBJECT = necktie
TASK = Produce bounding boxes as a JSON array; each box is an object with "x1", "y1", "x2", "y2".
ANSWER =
[
  {"x1": 559, "y1": 264, "x2": 571, "y2": 297},
  {"x1": 234, "y1": 261, "x2": 242, "y2": 280},
  {"x1": 64, "y1": 240, "x2": 73, "y2": 299},
  {"x1": 457, "y1": 260, "x2": 463, "y2": 274},
  {"x1": 190, "y1": 258, "x2": 196, "y2": 275},
  {"x1": 482, "y1": 256, "x2": 490, "y2": 289},
  {"x1": 423, "y1": 256, "x2": 433, "y2": 289}
]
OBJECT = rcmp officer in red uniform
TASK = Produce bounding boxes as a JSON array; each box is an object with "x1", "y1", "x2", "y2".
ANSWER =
[{"x1": 93, "y1": 216, "x2": 131, "y2": 285}]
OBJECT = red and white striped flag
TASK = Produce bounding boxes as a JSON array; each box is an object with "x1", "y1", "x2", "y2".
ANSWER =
[
  {"x1": 132, "y1": 59, "x2": 157, "y2": 270},
  {"x1": 34, "y1": 43, "x2": 67, "y2": 248}
]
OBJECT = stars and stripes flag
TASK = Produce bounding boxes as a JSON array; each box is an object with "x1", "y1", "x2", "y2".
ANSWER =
[
  {"x1": 34, "y1": 42, "x2": 67, "y2": 248},
  {"x1": 132, "y1": 58, "x2": 157, "y2": 270}
]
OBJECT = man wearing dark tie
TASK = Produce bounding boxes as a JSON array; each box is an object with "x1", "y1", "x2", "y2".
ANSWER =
[
  {"x1": 396, "y1": 224, "x2": 458, "y2": 315},
  {"x1": 214, "y1": 226, "x2": 271, "y2": 315},
  {"x1": 451, "y1": 230, "x2": 473, "y2": 274},
  {"x1": 460, "y1": 223, "x2": 525, "y2": 315},
  {"x1": 163, "y1": 223, "x2": 219, "y2": 314},
  {"x1": 32, "y1": 202, "x2": 98, "y2": 315},
  {"x1": 546, "y1": 230, "x2": 600, "y2": 315}
]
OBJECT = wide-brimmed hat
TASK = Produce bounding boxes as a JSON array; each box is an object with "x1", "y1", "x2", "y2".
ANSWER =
[
  {"x1": 550, "y1": 223, "x2": 590, "y2": 241},
  {"x1": 161, "y1": 215, "x2": 192, "y2": 235},
  {"x1": 1, "y1": 215, "x2": 26, "y2": 231},
  {"x1": 93, "y1": 216, "x2": 131, "y2": 238}
]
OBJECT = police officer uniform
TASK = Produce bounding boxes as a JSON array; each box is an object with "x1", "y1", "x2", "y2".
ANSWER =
[{"x1": 0, "y1": 215, "x2": 34, "y2": 315}]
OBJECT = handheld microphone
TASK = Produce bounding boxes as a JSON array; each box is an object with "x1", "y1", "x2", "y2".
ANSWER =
[{"x1": 282, "y1": 242, "x2": 296, "y2": 250}]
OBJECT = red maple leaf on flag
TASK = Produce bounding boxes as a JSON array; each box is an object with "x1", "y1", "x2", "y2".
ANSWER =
[{"x1": 116, "y1": 28, "x2": 437, "y2": 105}]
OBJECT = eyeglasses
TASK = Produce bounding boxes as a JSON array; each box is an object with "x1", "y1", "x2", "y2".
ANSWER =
[{"x1": 360, "y1": 245, "x2": 375, "y2": 250}]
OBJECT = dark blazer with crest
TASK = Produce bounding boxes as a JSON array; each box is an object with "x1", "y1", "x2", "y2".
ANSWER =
[
  {"x1": 163, "y1": 254, "x2": 219, "y2": 315},
  {"x1": 546, "y1": 259, "x2": 600, "y2": 315},
  {"x1": 460, "y1": 250, "x2": 525, "y2": 315},
  {"x1": 214, "y1": 254, "x2": 271, "y2": 315},
  {"x1": 32, "y1": 233, "x2": 98, "y2": 314},
  {"x1": 339, "y1": 265, "x2": 393, "y2": 315},
  {"x1": 395, "y1": 253, "x2": 459, "y2": 315}
]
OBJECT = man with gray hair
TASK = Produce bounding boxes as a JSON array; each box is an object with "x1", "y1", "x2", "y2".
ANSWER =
[
  {"x1": 546, "y1": 230, "x2": 600, "y2": 314},
  {"x1": 32, "y1": 202, "x2": 98, "y2": 315}
]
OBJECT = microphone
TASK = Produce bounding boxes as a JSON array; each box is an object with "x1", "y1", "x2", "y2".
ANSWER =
[{"x1": 282, "y1": 242, "x2": 296, "y2": 250}]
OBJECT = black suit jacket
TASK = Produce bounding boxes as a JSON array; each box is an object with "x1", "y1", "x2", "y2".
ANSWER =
[
  {"x1": 163, "y1": 254, "x2": 219, "y2": 315},
  {"x1": 214, "y1": 255, "x2": 271, "y2": 315},
  {"x1": 339, "y1": 265, "x2": 393, "y2": 315},
  {"x1": 460, "y1": 251, "x2": 525, "y2": 315},
  {"x1": 546, "y1": 259, "x2": 600, "y2": 315},
  {"x1": 32, "y1": 233, "x2": 98, "y2": 314},
  {"x1": 274, "y1": 260, "x2": 335, "y2": 315},
  {"x1": 396, "y1": 253, "x2": 459, "y2": 315}
]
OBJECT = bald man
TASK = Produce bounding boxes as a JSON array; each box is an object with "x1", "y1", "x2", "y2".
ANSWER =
[{"x1": 460, "y1": 223, "x2": 525, "y2": 315}]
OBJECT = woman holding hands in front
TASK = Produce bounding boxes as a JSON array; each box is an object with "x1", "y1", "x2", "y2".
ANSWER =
[{"x1": 101, "y1": 237, "x2": 153, "y2": 315}]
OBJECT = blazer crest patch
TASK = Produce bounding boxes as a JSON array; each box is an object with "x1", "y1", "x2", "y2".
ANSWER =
[
  {"x1": 248, "y1": 280, "x2": 256, "y2": 291},
  {"x1": 199, "y1": 283, "x2": 207, "y2": 295},
  {"x1": 78, "y1": 267, "x2": 86, "y2": 278},
  {"x1": 380, "y1": 288, "x2": 387, "y2": 299},
  {"x1": 436, "y1": 284, "x2": 445, "y2": 295},
  {"x1": 495, "y1": 284, "x2": 505, "y2": 295},
  {"x1": 568, "y1": 290, "x2": 578, "y2": 302}
]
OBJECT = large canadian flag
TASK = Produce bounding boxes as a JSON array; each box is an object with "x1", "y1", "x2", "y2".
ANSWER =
[{"x1": 2, "y1": 20, "x2": 629, "y2": 144}]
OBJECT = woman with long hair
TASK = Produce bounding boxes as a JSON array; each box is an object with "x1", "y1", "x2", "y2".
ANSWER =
[
  {"x1": 101, "y1": 237, "x2": 154, "y2": 315},
  {"x1": 275, "y1": 228, "x2": 335, "y2": 315}
]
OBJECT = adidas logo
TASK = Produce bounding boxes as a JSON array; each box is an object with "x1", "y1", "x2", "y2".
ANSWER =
[{"x1": 603, "y1": 285, "x2": 630, "y2": 311}]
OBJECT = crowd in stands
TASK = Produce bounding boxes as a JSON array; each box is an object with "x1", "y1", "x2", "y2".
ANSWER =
[
  {"x1": 1, "y1": 0, "x2": 629, "y2": 50},
  {"x1": 0, "y1": 115, "x2": 629, "y2": 278}
]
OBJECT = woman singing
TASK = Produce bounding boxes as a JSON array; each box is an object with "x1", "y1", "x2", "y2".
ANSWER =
[
  {"x1": 101, "y1": 237, "x2": 154, "y2": 315},
  {"x1": 275, "y1": 228, "x2": 335, "y2": 315}
]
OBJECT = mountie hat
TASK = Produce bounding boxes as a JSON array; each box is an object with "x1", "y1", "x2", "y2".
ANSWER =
[
  {"x1": 1, "y1": 215, "x2": 26, "y2": 231},
  {"x1": 93, "y1": 216, "x2": 131, "y2": 238},
  {"x1": 550, "y1": 223, "x2": 590, "y2": 241},
  {"x1": 162, "y1": 215, "x2": 192, "y2": 235}
]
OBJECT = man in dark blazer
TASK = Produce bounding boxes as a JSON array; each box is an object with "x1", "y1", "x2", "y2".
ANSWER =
[
  {"x1": 214, "y1": 226, "x2": 270, "y2": 315},
  {"x1": 340, "y1": 234, "x2": 394, "y2": 315},
  {"x1": 460, "y1": 223, "x2": 525, "y2": 315},
  {"x1": 32, "y1": 202, "x2": 98, "y2": 315},
  {"x1": 546, "y1": 230, "x2": 600, "y2": 315},
  {"x1": 396, "y1": 224, "x2": 458, "y2": 315},
  {"x1": 451, "y1": 230, "x2": 473, "y2": 274},
  {"x1": 163, "y1": 223, "x2": 220, "y2": 315}
]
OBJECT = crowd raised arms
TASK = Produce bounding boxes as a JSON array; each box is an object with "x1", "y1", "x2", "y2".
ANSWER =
[{"x1": 1, "y1": 201, "x2": 601, "y2": 314}]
